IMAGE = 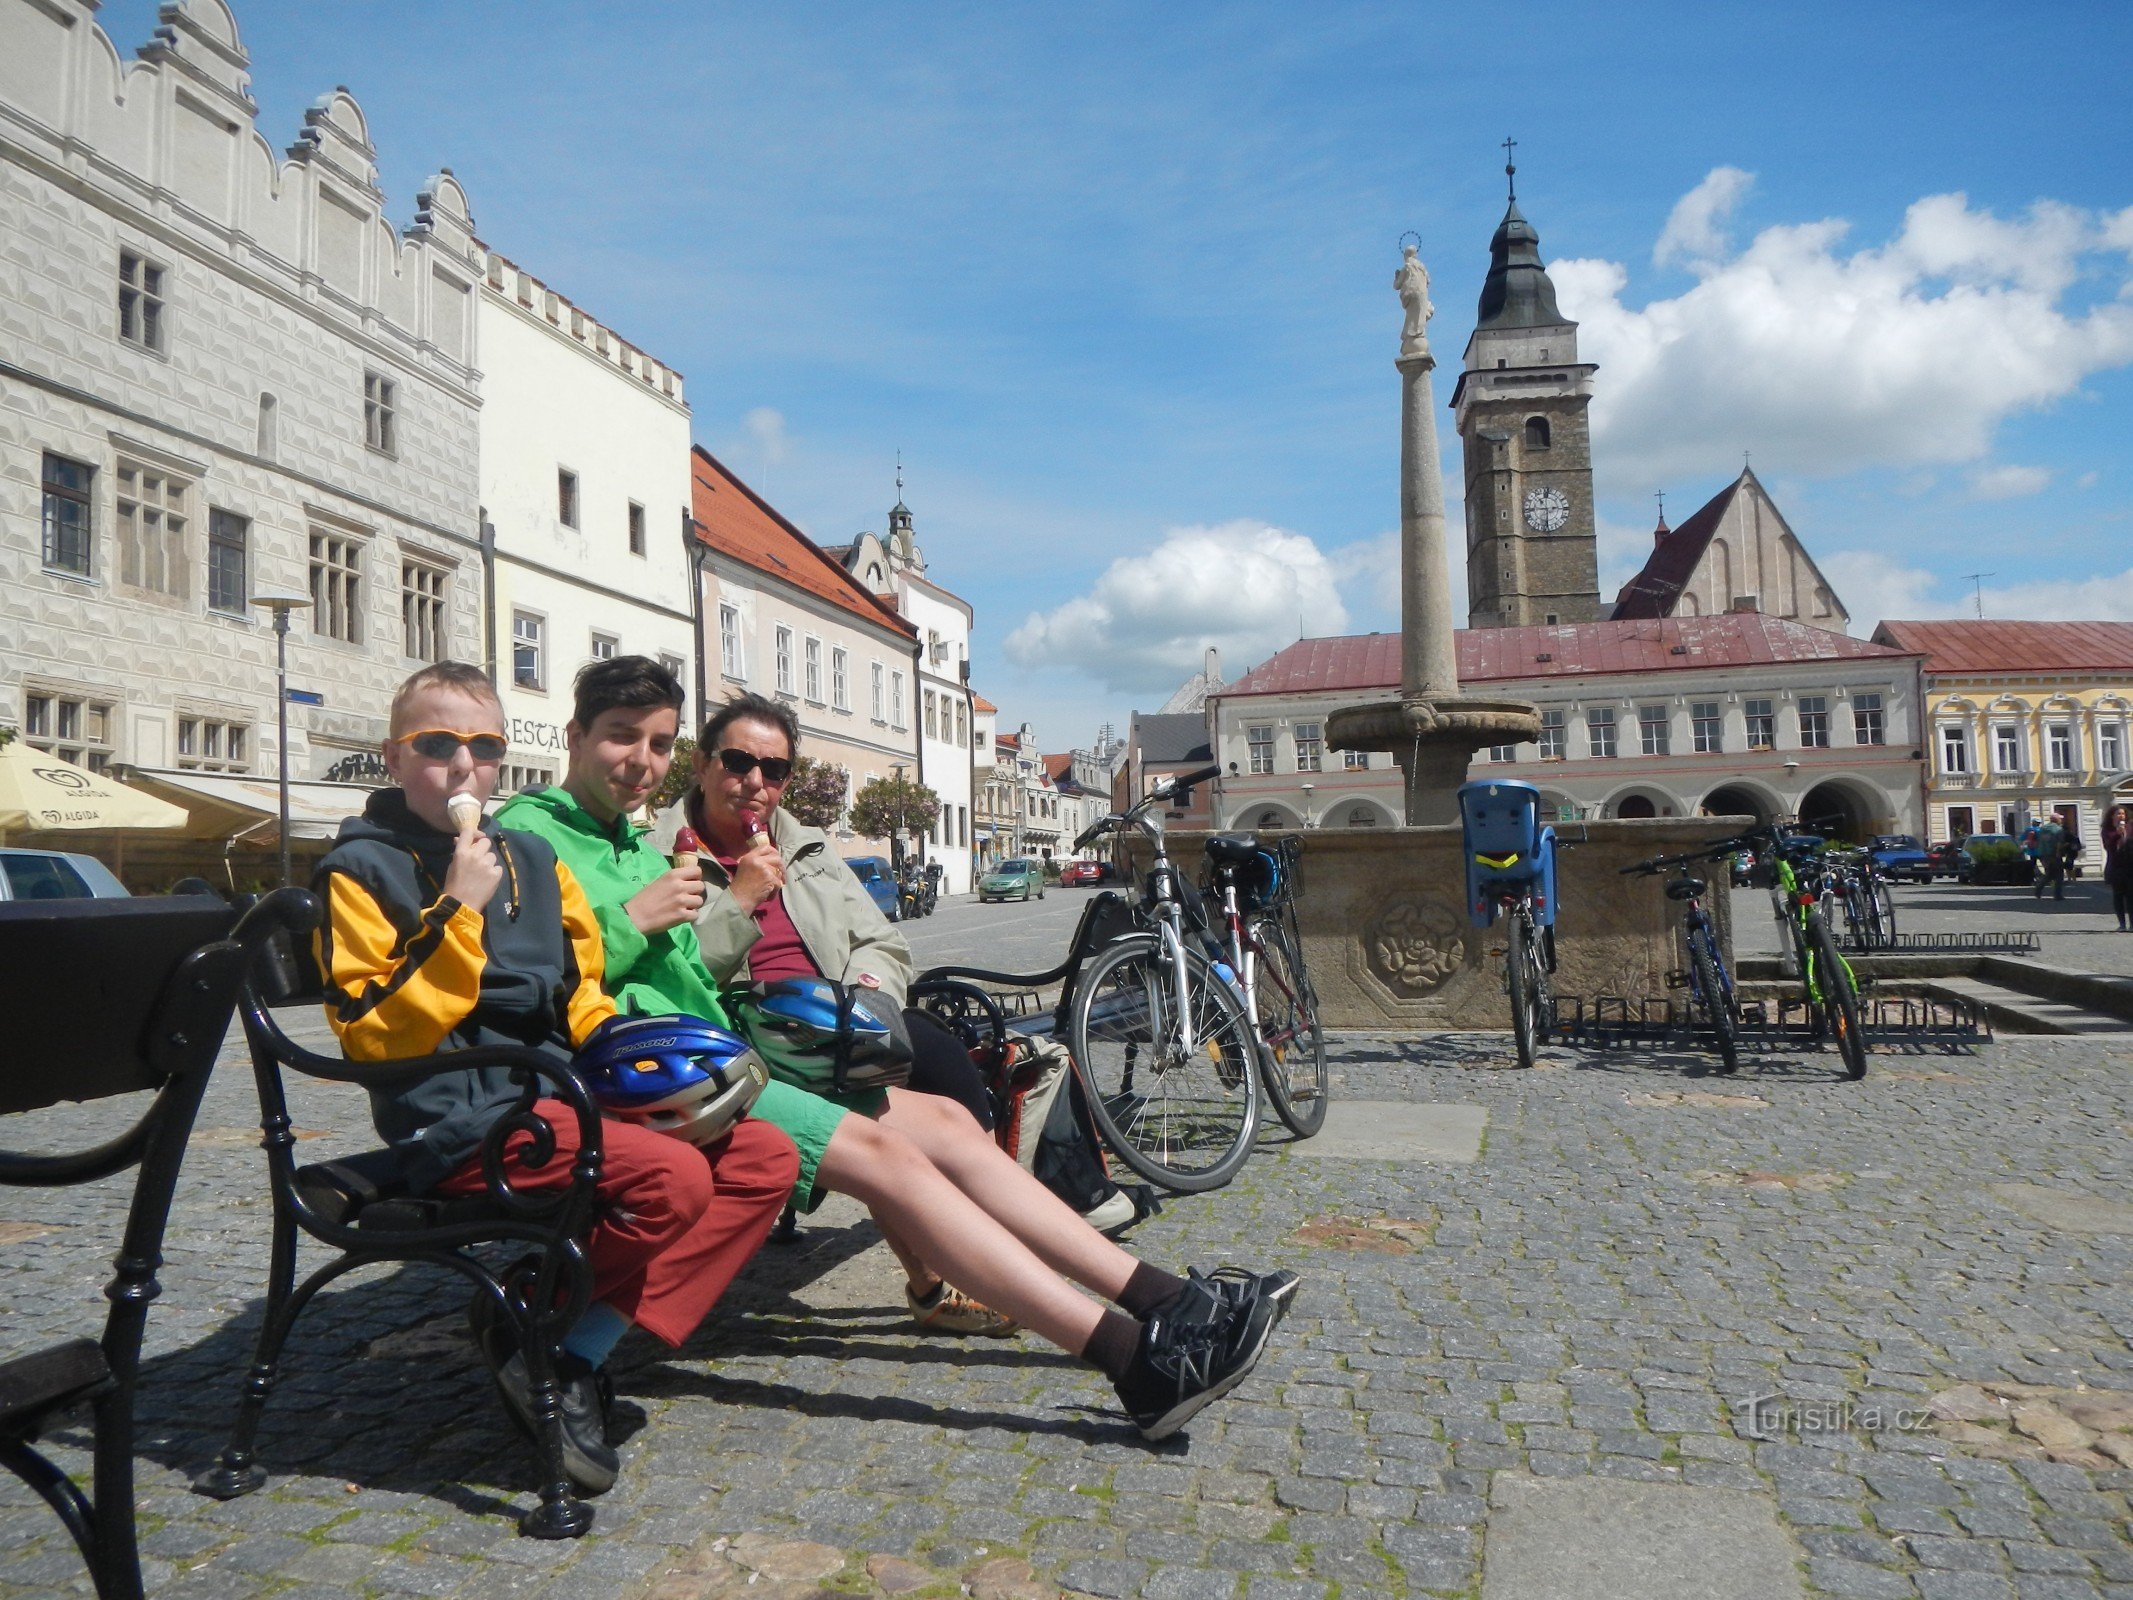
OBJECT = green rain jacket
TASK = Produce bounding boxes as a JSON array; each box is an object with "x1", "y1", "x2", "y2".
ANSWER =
[{"x1": 493, "y1": 784, "x2": 731, "y2": 1026}]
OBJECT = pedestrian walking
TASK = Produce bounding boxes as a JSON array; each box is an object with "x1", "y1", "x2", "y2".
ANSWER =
[
  {"x1": 2032, "y1": 816, "x2": 2066, "y2": 901},
  {"x1": 2105, "y1": 806, "x2": 2133, "y2": 932}
]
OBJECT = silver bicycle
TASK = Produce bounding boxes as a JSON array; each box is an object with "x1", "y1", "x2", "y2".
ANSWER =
[{"x1": 1067, "y1": 766, "x2": 1263, "y2": 1191}]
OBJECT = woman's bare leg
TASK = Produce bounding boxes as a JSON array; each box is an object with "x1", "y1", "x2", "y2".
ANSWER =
[
  {"x1": 874, "y1": 1087, "x2": 1142, "y2": 1303},
  {"x1": 814, "y1": 1115, "x2": 1102, "y2": 1354}
]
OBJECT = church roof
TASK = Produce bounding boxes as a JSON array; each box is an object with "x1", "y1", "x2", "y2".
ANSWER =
[
  {"x1": 1610, "y1": 473, "x2": 1746, "y2": 619},
  {"x1": 1869, "y1": 620, "x2": 2133, "y2": 676},
  {"x1": 1219, "y1": 615, "x2": 1912, "y2": 698},
  {"x1": 1475, "y1": 198, "x2": 1569, "y2": 331}
]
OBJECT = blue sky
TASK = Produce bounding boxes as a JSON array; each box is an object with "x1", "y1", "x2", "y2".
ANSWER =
[{"x1": 100, "y1": 2, "x2": 2133, "y2": 747}]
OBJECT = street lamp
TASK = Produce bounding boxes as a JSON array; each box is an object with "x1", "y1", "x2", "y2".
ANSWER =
[
  {"x1": 252, "y1": 587, "x2": 312, "y2": 886},
  {"x1": 1301, "y1": 781, "x2": 1316, "y2": 829}
]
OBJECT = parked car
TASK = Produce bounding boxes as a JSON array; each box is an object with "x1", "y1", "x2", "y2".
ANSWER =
[
  {"x1": 1956, "y1": 835, "x2": 2033, "y2": 887},
  {"x1": 0, "y1": 848, "x2": 129, "y2": 901},
  {"x1": 1058, "y1": 859, "x2": 1106, "y2": 887},
  {"x1": 978, "y1": 858, "x2": 1045, "y2": 903},
  {"x1": 843, "y1": 855, "x2": 901, "y2": 921},
  {"x1": 1924, "y1": 840, "x2": 1968, "y2": 879},
  {"x1": 1730, "y1": 833, "x2": 1826, "y2": 889},
  {"x1": 1867, "y1": 834, "x2": 1933, "y2": 882}
]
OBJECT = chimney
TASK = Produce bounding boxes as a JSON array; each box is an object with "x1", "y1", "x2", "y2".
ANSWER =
[
  {"x1": 1203, "y1": 645, "x2": 1221, "y2": 685},
  {"x1": 1728, "y1": 595, "x2": 1760, "y2": 614}
]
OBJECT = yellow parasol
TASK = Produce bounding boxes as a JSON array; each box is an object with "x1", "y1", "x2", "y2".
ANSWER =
[{"x1": 0, "y1": 741, "x2": 190, "y2": 839}]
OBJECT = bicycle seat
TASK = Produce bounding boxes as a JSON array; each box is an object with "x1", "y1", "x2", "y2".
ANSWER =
[
  {"x1": 1203, "y1": 833, "x2": 1261, "y2": 865},
  {"x1": 1664, "y1": 877, "x2": 1707, "y2": 902}
]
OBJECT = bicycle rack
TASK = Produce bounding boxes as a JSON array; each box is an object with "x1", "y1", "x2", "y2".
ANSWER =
[
  {"x1": 1830, "y1": 930, "x2": 2039, "y2": 956},
  {"x1": 1548, "y1": 991, "x2": 1989, "y2": 1051}
]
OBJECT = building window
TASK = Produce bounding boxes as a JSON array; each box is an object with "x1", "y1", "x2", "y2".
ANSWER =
[
  {"x1": 116, "y1": 461, "x2": 189, "y2": 598},
  {"x1": 1524, "y1": 416, "x2": 1551, "y2": 450},
  {"x1": 1797, "y1": 696, "x2": 1830, "y2": 749},
  {"x1": 1940, "y1": 723, "x2": 1970, "y2": 775},
  {"x1": 871, "y1": 662, "x2": 885, "y2": 721},
  {"x1": 1247, "y1": 725, "x2": 1275, "y2": 775},
  {"x1": 117, "y1": 251, "x2": 166, "y2": 352},
  {"x1": 499, "y1": 761, "x2": 555, "y2": 795},
  {"x1": 924, "y1": 689, "x2": 938, "y2": 739},
  {"x1": 658, "y1": 654, "x2": 687, "y2": 711},
  {"x1": 1344, "y1": 748, "x2": 1371, "y2": 770},
  {"x1": 396, "y1": 562, "x2": 445, "y2": 661},
  {"x1": 804, "y1": 637, "x2": 823, "y2": 703},
  {"x1": 206, "y1": 509, "x2": 248, "y2": 615},
  {"x1": 1946, "y1": 804, "x2": 1974, "y2": 839},
  {"x1": 890, "y1": 671, "x2": 905, "y2": 728},
  {"x1": 308, "y1": 531, "x2": 363, "y2": 643},
  {"x1": 24, "y1": 690, "x2": 117, "y2": 773},
  {"x1": 1853, "y1": 693, "x2": 1886, "y2": 747},
  {"x1": 1489, "y1": 745, "x2": 1517, "y2": 763},
  {"x1": 176, "y1": 715, "x2": 249, "y2": 774},
  {"x1": 1294, "y1": 722, "x2": 1323, "y2": 773},
  {"x1": 512, "y1": 610, "x2": 545, "y2": 689},
  {"x1": 955, "y1": 700, "x2": 967, "y2": 746},
  {"x1": 832, "y1": 647, "x2": 850, "y2": 710},
  {"x1": 558, "y1": 468, "x2": 579, "y2": 529},
  {"x1": 2101, "y1": 722, "x2": 2126, "y2": 773},
  {"x1": 1639, "y1": 705, "x2": 1670, "y2": 757},
  {"x1": 1692, "y1": 701, "x2": 1723, "y2": 754},
  {"x1": 363, "y1": 372, "x2": 396, "y2": 454},
  {"x1": 627, "y1": 501, "x2": 646, "y2": 557},
  {"x1": 719, "y1": 603, "x2": 744, "y2": 679},
  {"x1": 1538, "y1": 709, "x2": 1566, "y2": 761},
  {"x1": 2046, "y1": 721, "x2": 2074, "y2": 772},
  {"x1": 590, "y1": 631, "x2": 618, "y2": 662},
  {"x1": 41, "y1": 454, "x2": 93, "y2": 577},
  {"x1": 1992, "y1": 723, "x2": 2022, "y2": 772},
  {"x1": 1587, "y1": 708, "x2": 1618, "y2": 759},
  {"x1": 1745, "y1": 698, "x2": 1775, "y2": 751},
  {"x1": 774, "y1": 626, "x2": 794, "y2": 695}
]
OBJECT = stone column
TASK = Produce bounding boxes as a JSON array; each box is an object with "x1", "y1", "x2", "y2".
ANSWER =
[{"x1": 1399, "y1": 351, "x2": 1459, "y2": 703}]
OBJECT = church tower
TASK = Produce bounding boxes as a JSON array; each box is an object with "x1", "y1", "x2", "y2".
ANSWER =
[{"x1": 1450, "y1": 153, "x2": 1603, "y2": 628}]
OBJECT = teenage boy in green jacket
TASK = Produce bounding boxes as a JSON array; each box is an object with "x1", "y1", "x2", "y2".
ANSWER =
[{"x1": 498, "y1": 656, "x2": 1290, "y2": 1442}]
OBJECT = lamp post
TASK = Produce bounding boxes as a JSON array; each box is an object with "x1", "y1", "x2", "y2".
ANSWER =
[
  {"x1": 251, "y1": 588, "x2": 312, "y2": 886},
  {"x1": 1301, "y1": 781, "x2": 1316, "y2": 830}
]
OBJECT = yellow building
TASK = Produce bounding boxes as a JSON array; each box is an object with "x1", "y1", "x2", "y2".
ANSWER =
[{"x1": 1870, "y1": 622, "x2": 2133, "y2": 852}]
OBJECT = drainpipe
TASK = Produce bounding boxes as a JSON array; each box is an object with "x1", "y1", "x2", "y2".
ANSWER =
[
  {"x1": 910, "y1": 634, "x2": 926, "y2": 866},
  {"x1": 685, "y1": 512, "x2": 708, "y2": 736},
  {"x1": 478, "y1": 511, "x2": 498, "y2": 685}
]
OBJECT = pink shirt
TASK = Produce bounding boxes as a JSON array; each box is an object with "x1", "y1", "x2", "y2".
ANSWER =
[{"x1": 711, "y1": 852, "x2": 821, "y2": 985}]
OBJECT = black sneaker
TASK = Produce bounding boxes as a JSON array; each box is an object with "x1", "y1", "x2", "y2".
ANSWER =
[
  {"x1": 1193, "y1": 1266, "x2": 1301, "y2": 1327},
  {"x1": 469, "y1": 1294, "x2": 618, "y2": 1495},
  {"x1": 1113, "y1": 1272, "x2": 1279, "y2": 1441}
]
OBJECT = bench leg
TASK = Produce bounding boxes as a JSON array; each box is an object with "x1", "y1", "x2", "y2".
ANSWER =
[{"x1": 192, "y1": 1208, "x2": 308, "y2": 1500}]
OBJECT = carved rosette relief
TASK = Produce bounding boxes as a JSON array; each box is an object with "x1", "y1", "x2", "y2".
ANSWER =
[{"x1": 1367, "y1": 897, "x2": 1469, "y2": 996}]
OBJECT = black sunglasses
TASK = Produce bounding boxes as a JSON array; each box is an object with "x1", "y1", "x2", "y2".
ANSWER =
[
  {"x1": 397, "y1": 729, "x2": 508, "y2": 761},
  {"x1": 716, "y1": 747, "x2": 793, "y2": 784}
]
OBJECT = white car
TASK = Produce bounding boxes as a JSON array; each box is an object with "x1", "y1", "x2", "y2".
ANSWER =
[{"x1": 0, "y1": 848, "x2": 129, "y2": 901}]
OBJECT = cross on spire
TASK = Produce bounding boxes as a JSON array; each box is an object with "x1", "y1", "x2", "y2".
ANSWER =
[
  {"x1": 1502, "y1": 136, "x2": 1517, "y2": 200},
  {"x1": 895, "y1": 448, "x2": 903, "y2": 498},
  {"x1": 1655, "y1": 489, "x2": 1666, "y2": 519}
]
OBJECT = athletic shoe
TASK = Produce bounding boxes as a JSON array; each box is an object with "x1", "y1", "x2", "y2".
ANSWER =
[
  {"x1": 1113, "y1": 1272, "x2": 1279, "y2": 1441},
  {"x1": 469, "y1": 1292, "x2": 618, "y2": 1494},
  {"x1": 907, "y1": 1282, "x2": 1019, "y2": 1337},
  {"x1": 1192, "y1": 1265, "x2": 1302, "y2": 1327}
]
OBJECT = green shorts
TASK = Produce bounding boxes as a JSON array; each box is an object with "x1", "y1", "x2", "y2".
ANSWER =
[{"x1": 746, "y1": 1078, "x2": 889, "y2": 1213}]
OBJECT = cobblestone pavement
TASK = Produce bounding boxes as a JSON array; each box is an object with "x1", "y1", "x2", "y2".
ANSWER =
[{"x1": 5, "y1": 1006, "x2": 2132, "y2": 1597}]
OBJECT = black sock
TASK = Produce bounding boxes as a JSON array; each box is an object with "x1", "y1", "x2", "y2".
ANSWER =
[
  {"x1": 1116, "y1": 1261, "x2": 1186, "y2": 1319},
  {"x1": 1083, "y1": 1309, "x2": 1143, "y2": 1380}
]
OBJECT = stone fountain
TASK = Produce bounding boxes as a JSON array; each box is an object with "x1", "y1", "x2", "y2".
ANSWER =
[{"x1": 1326, "y1": 244, "x2": 1539, "y2": 820}]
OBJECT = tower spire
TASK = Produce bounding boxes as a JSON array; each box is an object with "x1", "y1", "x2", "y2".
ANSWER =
[{"x1": 1502, "y1": 136, "x2": 1517, "y2": 201}]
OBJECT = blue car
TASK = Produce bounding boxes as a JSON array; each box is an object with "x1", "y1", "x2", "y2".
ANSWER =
[
  {"x1": 1868, "y1": 834, "x2": 1932, "y2": 882},
  {"x1": 843, "y1": 856, "x2": 900, "y2": 922}
]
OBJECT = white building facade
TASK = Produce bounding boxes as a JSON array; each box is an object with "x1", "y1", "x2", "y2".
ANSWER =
[
  {"x1": 2, "y1": 0, "x2": 484, "y2": 795},
  {"x1": 1212, "y1": 618, "x2": 1926, "y2": 842},
  {"x1": 477, "y1": 253, "x2": 693, "y2": 790}
]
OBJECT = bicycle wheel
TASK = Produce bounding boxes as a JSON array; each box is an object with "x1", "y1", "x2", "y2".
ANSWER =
[
  {"x1": 1250, "y1": 914, "x2": 1328, "y2": 1136},
  {"x1": 1807, "y1": 916, "x2": 1868, "y2": 1080},
  {"x1": 1069, "y1": 933, "x2": 1261, "y2": 1191},
  {"x1": 1507, "y1": 911, "x2": 1540, "y2": 1069},
  {"x1": 1873, "y1": 878, "x2": 1897, "y2": 947},
  {"x1": 1688, "y1": 932, "x2": 1739, "y2": 1076}
]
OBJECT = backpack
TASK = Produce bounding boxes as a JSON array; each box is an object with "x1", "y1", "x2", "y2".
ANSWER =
[{"x1": 997, "y1": 1031, "x2": 1156, "y2": 1233}]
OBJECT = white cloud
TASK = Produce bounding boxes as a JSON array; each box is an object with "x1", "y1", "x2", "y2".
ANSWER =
[
  {"x1": 1969, "y1": 463, "x2": 2052, "y2": 500},
  {"x1": 1653, "y1": 166, "x2": 1754, "y2": 267},
  {"x1": 1820, "y1": 549, "x2": 2133, "y2": 632},
  {"x1": 1004, "y1": 520, "x2": 1347, "y2": 695},
  {"x1": 1552, "y1": 181, "x2": 2133, "y2": 492},
  {"x1": 743, "y1": 406, "x2": 789, "y2": 466}
]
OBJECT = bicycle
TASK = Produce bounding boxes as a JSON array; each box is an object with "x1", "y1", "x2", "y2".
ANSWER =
[
  {"x1": 1620, "y1": 847, "x2": 1741, "y2": 1075},
  {"x1": 1820, "y1": 846, "x2": 1894, "y2": 953},
  {"x1": 1748, "y1": 825, "x2": 1869, "y2": 1079},
  {"x1": 1456, "y1": 779, "x2": 1559, "y2": 1069},
  {"x1": 1064, "y1": 766, "x2": 1264, "y2": 1190},
  {"x1": 1203, "y1": 831, "x2": 1327, "y2": 1136}
]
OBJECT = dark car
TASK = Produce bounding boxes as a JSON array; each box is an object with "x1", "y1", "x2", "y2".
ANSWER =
[
  {"x1": 843, "y1": 855, "x2": 901, "y2": 921},
  {"x1": 1867, "y1": 834, "x2": 1932, "y2": 882},
  {"x1": 0, "y1": 848, "x2": 130, "y2": 901}
]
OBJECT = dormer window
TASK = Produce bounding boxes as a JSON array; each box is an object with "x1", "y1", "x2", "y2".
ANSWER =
[{"x1": 1524, "y1": 416, "x2": 1551, "y2": 450}]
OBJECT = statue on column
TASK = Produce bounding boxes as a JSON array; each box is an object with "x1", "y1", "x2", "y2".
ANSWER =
[{"x1": 1395, "y1": 244, "x2": 1433, "y2": 358}]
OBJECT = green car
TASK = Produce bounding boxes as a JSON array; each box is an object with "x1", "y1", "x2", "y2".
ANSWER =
[{"x1": 979, "y1": 858, "x2": 1045, "y2": 902}]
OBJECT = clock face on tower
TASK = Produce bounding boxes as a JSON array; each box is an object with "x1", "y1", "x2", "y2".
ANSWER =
[{"x1": 1524, "y1": 486, "x2": 1570, "y2": 533}]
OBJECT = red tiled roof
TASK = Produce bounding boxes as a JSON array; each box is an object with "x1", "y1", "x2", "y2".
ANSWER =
[
  {"x1": 1042, "y1": 754, "x2": 1073, "y2": 783},
  {"x1": 690, "y1": 447, "x2": 914, "y2": 637},
  {"x1": 972, "y1": 693, "x2": 999, "y2": 714},
  {"x1": 1219, "y1": 614, "x2": 1914, "y2": 698},
  {"x1": 1610, "y1": 474, "x2": 1742, "y2": 619},
  {"x1": 1870, "y1": 620, "x2": 2133, "y2": 675}
]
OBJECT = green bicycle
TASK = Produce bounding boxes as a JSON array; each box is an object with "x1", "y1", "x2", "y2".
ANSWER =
[{"x1": 1746, "y1": 825, "x2": 1868, "y2": 1079}]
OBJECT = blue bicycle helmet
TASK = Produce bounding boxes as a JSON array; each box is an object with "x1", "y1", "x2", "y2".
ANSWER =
[
  {"x1": 735, "y1": 977, "x2": 913, "y2": 1096},
  {"x1": 574, "y1": 1013, "x2": 767, "y2": 1145}
]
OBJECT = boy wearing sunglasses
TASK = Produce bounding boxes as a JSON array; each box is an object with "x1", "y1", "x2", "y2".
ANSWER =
[{"x1": 313, "y1": 662, "x2": 799, "y2": 1494}]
